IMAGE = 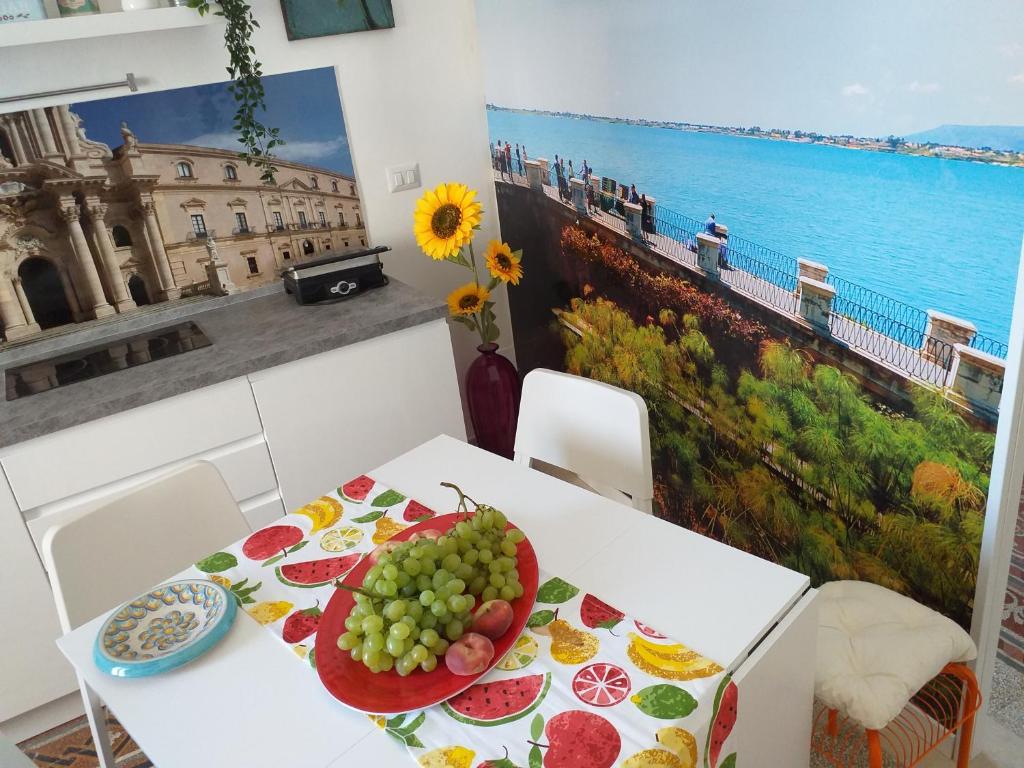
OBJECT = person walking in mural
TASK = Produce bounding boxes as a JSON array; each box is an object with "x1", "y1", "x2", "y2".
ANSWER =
[
  {"x1": 705, "y1": 212, "x2": 717, "y2": 234},
  {"x1": 515, "y1": 143, "x2": 523, "y2": 176},
  {"x1": 568, "y1": 159, "x2": 575, "y2": 180},
  {"x1": 504, "y1": 141, "x2": 513, "y2": 179},
  {"x1": 522, "y1": 145, "x2": 528, "y2": 164},
  {"x1": 498, "y1": 144, "x2": 509, "y2": 180},
  {"x1": 629, "y1": 184, "x2": 640, "y2": 204},
  {"x1": 587, "y1": 182, "x2": 597, "y2": 214},
  {"x1": 640, "y1": 193, "x2": 654, "y2": 241}
]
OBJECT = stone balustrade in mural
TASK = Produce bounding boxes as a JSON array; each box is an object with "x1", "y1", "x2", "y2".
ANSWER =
[{"x1": 499, "y1": 161, "x2": 1006, "y2": 424}]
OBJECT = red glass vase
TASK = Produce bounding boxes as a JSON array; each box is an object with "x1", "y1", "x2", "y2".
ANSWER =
[{"x1": 466, "y1": 343, "x2": 521, "y2": 459}]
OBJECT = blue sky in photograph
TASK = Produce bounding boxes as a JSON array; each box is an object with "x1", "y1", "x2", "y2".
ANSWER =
[
  {"x1": 477, "y1": 0, "x2": 1024, "y2": 138},
  {"x1": 72, "y1": 67, "x2": 354, "y2": 176}
]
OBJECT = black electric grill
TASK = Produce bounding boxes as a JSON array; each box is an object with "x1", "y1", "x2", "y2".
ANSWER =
[{"x1": 281, "y1": 246, "x2": 390, "y2": 305}]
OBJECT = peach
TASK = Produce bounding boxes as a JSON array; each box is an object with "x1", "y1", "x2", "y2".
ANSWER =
[
  {"x1": 472, "y1": 599, "x2": 514, "y2": 640},
  {"x1": 444, "y1": 632, "x2": 494, "y2": 676},
  {"x1": 367, "y1": 540, "x2": 401, "y2": 564}
]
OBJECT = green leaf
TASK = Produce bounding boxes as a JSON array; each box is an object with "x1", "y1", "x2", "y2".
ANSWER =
[
  {"x1": 371, "y1": 489, "x2": 406, "y2": 508},
  {"x1": 402, "y1": 734, "x2": 424, "y2": 748},
  {"x1": 536, "y1": 577, "x2": 580, "y2": 604},
  {"x1": 386, "y1": 714, "x2": 407, "y2": 729},
  {"x1": 632, "y1": 684, "x2": 698, "y2": 719},
  {"x1": 196, "y1": 551, "x2": 237, "y2": 573},
  {"x1": 352, "y1": 509, "x2": 385, "y2": 524},
  {"x1": 287, "y1": 540, "x2": 308, "y2": 554},
  {"x1": 527, "y1": 609, "x2": 555, "y2": 628},
  {"x1": 720, "y1": 755, "x2": 737, "y2": 768},
  {"x1": 398, "y1": 712, "x2": 425, "y2": 735},
  {"x1": 529, "y1": 745, "x2": 542, "y2": 768},
  {"x1": 597, "y1": 617, "x2": 621, "y2": 630},
  {"x1": 530, "y1": 712, "x2": 544, "y2": 740},
  {"x1": 308, "y1": 648, "x2": 316, "y2": 669},
  {"x1": 261, "y1": 553, "x2": 285, "y2": 568}
]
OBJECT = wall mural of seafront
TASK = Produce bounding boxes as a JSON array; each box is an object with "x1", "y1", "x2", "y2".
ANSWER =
[{"x1": 478, "y1": 0, "x2": 1024, "y2": 635}]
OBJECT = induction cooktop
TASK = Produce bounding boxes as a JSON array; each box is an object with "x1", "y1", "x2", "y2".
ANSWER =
[{"x1": 5, "y1": 322, "x2": 211, "y2": 401}]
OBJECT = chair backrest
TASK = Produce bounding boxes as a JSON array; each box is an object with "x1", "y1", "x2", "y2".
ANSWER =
[
  {"x1": 41, "y1": 462, "x2": 250, "y2": 633},
  {"x1": 514, "y1": 369, "x2": 654, "y2": 512}
]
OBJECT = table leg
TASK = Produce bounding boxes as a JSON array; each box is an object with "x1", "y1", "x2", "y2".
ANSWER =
[{"x1": 78, "y1": 675, "x2": 115, "y2": 768}]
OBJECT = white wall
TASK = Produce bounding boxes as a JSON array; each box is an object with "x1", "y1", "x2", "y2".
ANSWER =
[{"x1": 1, "y1": 0, "x2": 513, "y2": 430}]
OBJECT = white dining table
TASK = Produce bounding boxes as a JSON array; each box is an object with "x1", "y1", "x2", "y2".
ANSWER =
[{"x1": 57, "y1": 434, "x2": 817, "y2": 767}]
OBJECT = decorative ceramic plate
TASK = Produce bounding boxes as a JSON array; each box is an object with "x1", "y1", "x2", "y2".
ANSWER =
[
  {"x1": 315, "y1": 513, "x2": 539, "y2": 714},
  {"x1": 93, "y1": 579, "x2": 237, "y2": 678}
]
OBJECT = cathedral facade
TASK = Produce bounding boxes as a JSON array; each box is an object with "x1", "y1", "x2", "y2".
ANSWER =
[{"x1": 0, "y1": 105, "x2": 365, "y2": 343}]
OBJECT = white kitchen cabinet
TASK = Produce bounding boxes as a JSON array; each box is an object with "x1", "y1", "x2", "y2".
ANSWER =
[
  {"x1": 0, "y1": 379, "x2": 281, "y2": 726},
  {"x1": 0, "y1": 475, "x2": 72, "y2": 723},
  {"x1": 0, "y1": 316, "x2": 465, "y2": 729},
  {"x1": 250, "y1": 318, "x2": 466, "y2": 512}
]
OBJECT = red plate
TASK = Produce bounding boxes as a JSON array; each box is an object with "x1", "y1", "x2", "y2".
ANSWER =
[{"x1": 315, "y1": 512, "x2": 539, "y2": 713}]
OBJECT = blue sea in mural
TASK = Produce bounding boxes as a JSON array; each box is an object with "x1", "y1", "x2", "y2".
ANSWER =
[{"x1": 487, "y1": 109, "x2": 1024, "y2": 346}]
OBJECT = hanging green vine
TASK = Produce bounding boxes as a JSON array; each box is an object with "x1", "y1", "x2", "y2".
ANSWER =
[{"x1": 187, "y1": 0, "x2": 284, "y2": 184}]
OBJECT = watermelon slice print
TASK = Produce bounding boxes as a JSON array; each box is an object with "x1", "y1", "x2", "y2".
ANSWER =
[
  {"x1": 441, "y1": 672, "x2": 551, "y2": 727},
  {"x1": 704, "y1": 676, "x2": 738, "y2": 768},
  {"x1": 572, "y1": 662, "x2": 631, "y2": 707},
  {"x1": 580, "y1": 594, "x2": 624, "y2": 632},
  {"x1": 403, "y1": 499, "x2": 435, "y2": 522},
  {"x1": 275, "y1": 553, "x2": 361, "y2": 588},
  {"x1": 339, "y1": 475, "x2": 374, "y2": 503},
  {"x1": 635, "y1": 619, "x2": 667, "y2": 639}
]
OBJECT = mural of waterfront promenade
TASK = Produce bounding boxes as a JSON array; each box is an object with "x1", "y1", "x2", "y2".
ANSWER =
[{"x1": 479, "y1": 0, "x2": 1024, "y2": 643}]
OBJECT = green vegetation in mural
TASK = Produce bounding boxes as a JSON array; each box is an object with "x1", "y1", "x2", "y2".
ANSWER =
[{"x1": 557, "y1": 230, "x2": 991, "y2": 628}]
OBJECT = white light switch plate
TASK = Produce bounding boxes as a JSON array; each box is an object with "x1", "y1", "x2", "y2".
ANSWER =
[{"x1": 387, "y1": 163, "x2": 421, "y2": 193}]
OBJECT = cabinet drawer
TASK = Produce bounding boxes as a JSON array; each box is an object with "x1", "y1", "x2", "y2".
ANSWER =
[
  {"x1": 2, "y1": 378, "x2": 262, "y2": 511},
  {"x1": 240, "y1": 493, "x2": 286, "y2": 530}
]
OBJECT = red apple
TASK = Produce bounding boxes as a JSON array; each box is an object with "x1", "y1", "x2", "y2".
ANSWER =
[
  {"x1": 444, "y1": 632, "x2": 494, "y2": 676},
  {"x1": 472, "y1": 599, "x2": 514, "y2": 639}
]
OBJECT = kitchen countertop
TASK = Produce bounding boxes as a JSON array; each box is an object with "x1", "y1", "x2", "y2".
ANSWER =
[{"x1": 0, "y1": 279, "x2": 447, "y2": 449}]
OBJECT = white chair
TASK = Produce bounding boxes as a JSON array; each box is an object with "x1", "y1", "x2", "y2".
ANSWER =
[
  {"x1": 514, "y1": 368, "x2": 654, "y2": 513},
  {"x1": 40, "y1": 462, "x2": 250, "y2": 768}
]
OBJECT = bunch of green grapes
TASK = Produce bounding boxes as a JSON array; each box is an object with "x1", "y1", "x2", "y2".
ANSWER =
[{"x1": 336, "y1": 504, "x2": 526, "y2": 676}]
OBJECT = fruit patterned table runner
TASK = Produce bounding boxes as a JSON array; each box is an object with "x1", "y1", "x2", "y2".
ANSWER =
[{"x1": 189, "y1": 475, "x2": 740, "y2": 768}]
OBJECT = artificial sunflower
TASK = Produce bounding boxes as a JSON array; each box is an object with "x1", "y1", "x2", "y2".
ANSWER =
[
  {"x1": 484, "y1": 240, "x2": 523, "y2": 285},
  {"x1": 413, "y1": 182, "x2": 483, "y2": 260},
  {"x1": 447, "y1": 282, "x2": 491, "y2": 317}
]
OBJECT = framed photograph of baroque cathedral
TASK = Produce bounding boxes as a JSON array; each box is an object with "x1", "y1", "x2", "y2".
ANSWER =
[{"x1": 0, "y1": 66, "x2": 365, "y2": 347}]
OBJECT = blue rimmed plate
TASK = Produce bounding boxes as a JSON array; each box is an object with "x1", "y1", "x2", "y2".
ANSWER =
[{"x1": 93, "y1": 579, "x2": 236, "y2": 678}]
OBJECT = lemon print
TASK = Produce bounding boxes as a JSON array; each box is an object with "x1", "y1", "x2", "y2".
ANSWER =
[
  {"x1": 293, "y1": 645, "x2": 308, "y2": 660},
  {"x1": 320, "y1": 526, "x2": 363, "y2": 552},
  {"x1": 368, "y1": 715, "x2": 386, "y2": 728},
  {"x1": 498, "y1": 634, "x2": 539, "y2": 670},
  {"x1": 372, "y1": 515, "x2": 407, "y2": 545},
  {"x1": 247, "y1": 600, "x2": 293, "y2": 625},
  {"x1": 209, "y1": 574, "x2": 231, "y2": 589},
  {"x1": 622, "y1": 749, "x2": 686, "y2": 768},
  {"x1": 626, "y1": 633, "x2": 723, "y2": 681},
  {"x1": 418, "y1": 746, "x2": 474, "y2": 768},
  {"x1": 295, "y1": 496, "x2": 343, "y2": 533}
]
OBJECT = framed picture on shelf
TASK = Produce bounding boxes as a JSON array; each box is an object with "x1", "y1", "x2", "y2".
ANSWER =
[{"x1": 279, "y1": 0, "x2": 394, "y2": 41}]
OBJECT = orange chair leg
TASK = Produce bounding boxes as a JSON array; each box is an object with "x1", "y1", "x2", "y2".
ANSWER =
[
  {"x1": 866, "y1": 729, "x2": 883, "y2": 768},
  {"x1": 954, "y1": 666, "x2": 980, "y2": 768},
  {"x1": 827, "y1": 708, "x2": 838, "y2": 738}
]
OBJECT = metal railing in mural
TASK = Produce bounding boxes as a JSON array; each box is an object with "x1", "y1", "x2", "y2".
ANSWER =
[{"x1": 523, "y1": 152, "x2": 1008, "y2": 384}]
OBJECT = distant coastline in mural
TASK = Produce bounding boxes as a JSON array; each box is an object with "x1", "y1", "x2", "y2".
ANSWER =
[
  {"x1": 280, "y1": 0, "x2": 394, "y2": 41},
  {"x1": 0, "y1": 67, "x2": 366, "y2": 349}
]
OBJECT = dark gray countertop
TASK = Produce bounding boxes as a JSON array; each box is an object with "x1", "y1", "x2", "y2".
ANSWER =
[{"x1": 0, "y1": 279, "x2": 447, "y2": 449}]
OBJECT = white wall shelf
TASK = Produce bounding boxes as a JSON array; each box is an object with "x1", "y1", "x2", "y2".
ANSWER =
[{"x1": 0, "y1": 6, "x2": 220, "y2": 49}]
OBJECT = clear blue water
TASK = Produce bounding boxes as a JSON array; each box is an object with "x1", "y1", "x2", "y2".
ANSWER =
[{"x1": 487, "y1": 109, "x2": 1024, "y2": 346}]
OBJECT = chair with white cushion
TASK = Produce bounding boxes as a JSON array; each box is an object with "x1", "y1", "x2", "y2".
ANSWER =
[
  {"x1": 813, "y1": 580, "x2": 980, "y2": 768},
  {"x1": 514, "y1": 368, "x2": 654, "y2": 513},
  {"x1": 40, "y1": 462, "x2": 250, "y2": 768}
]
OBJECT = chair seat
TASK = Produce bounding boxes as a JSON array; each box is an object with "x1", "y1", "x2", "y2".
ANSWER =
[{"x1": 815, "y1": 580, "x2": 977, "y2": 731}]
